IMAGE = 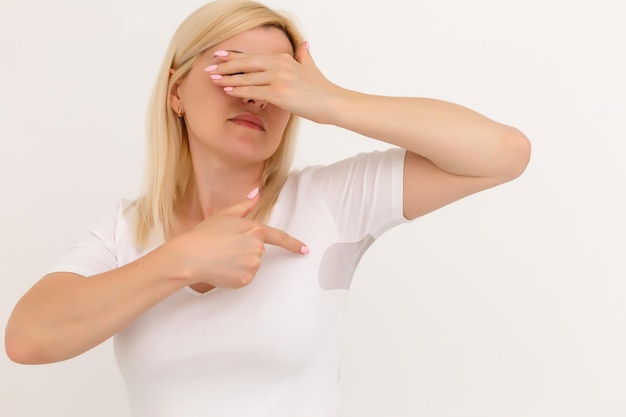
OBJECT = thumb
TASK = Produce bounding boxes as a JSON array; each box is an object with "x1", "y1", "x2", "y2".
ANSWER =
[{"x1": 216, "y1": 187, "x2": 260, "y2": 218}]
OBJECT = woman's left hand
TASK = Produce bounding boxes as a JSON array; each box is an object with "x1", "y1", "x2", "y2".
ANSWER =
[{"x1": 206, "y1": 42, "x2": 341, "y2": 124}]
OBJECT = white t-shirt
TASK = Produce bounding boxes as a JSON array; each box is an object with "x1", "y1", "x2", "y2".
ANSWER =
[{"x1": 50, "y1": 148, "x2": 408, "y2": 417}]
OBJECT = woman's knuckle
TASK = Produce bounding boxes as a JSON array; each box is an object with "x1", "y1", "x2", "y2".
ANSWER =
[
  {"x1": 248, "y1": 256, "x2": 261, "y2": 270},
  {"x1": 277, "y1": 230, "x2": 289, "y2": 244}
]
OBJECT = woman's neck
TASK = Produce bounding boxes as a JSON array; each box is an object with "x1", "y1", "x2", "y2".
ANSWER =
[{"x1": 178, "y1": 159, "x2": 264, "y2": 225}]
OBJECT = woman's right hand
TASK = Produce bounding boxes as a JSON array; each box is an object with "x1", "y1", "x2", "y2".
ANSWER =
[{"x1": 167, "y1": 189, "x2": 308, "y2": 289}]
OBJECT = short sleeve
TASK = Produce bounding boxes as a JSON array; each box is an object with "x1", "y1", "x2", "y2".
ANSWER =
[
  {"x1": 47, "y1": 201, "x2": 122, "y2": 277},
  {"x1": 303, "y1": 147, "x2": 408, "y2": 241}
]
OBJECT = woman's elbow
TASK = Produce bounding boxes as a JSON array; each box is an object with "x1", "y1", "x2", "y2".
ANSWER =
[
  {"x1": 5, "y1": 331, "x2": 39, "y2": 364},
  {"x1": 5, "y1": 317, "x2": 52, "y2": 365},
  {"x1": 499, "y1": 126, "x2": 532, "y2": 181}
]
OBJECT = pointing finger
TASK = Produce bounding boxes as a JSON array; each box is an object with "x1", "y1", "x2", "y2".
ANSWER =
[{"x1": 260, "y1": 224, "x2": 309, "y2": 255}]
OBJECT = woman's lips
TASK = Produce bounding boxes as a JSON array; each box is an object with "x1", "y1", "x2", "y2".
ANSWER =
[{"x1": 229, "y1": 113, "x2": 265, "y2": 131}]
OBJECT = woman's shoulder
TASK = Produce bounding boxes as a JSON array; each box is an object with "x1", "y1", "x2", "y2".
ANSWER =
[{"x1": 86, "y1": 197, "x2": 139, "y2": 238}]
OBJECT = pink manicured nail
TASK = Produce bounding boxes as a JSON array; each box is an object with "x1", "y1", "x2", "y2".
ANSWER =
[
  {"x1": 223, "y1": 86, "x2": 234, "y2": 92},
  {"x1": 246, "y1": 187, "x2": 259, "y2": 199},
  {"x1": 214, "y1": 50, "x2": 229, "y2": 57},
  {"x1": 300, "y1": 245, "x2": 310, "y2": 255},
  {"x1": 210, "y1": 74, "x2": 223, "y2": 80},
  {"x1": 304, "y1": 40, "x2": 310, "y2": 51},
  {"x1": 204, "y1": 64, "x2": 218, "y2": 72}
]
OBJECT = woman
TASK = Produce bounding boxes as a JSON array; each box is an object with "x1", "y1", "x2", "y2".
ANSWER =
[{"x1": 5, "y1": 0, "x2": 531, "y2": 416}]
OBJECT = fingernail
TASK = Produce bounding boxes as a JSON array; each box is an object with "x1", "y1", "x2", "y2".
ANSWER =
[
  {"x1": 223, "y1": 86, "x2": 234, "y2": 92},
  {"x1": 204, "y1": 64, "x2": 218, "y2": 72},
  {"x1": 214, "y1": 50, "x2": 229, "y2": 57},
  {"x1": 210, "y1": 74, "x2": 223, "y2": 80},
  {"x1": 247, "y1": 187, "x2": 259, "y2": 199},
  {"x1": 304, "y1": 40, "x2": 310, "y2": 51},
  {"x1": 300, "y1": 245, "x2": 310, "y2": 255}
]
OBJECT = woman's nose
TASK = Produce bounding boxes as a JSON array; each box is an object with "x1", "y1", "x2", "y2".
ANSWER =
[{"x1": 244, "y1": 97, "x2": 267, "y2": 110}]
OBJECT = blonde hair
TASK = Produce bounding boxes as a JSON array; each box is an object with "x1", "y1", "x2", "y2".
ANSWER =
[{"x1": 134, "y1": 0, "x2": 304, "y2": 246}]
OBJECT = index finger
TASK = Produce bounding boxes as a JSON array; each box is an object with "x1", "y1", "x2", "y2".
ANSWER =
[
  {"x1": 209, "y1": 50, "x2": 292, "y2": 74},
  {"x1": 261, "y1": 225, "x2": 309, "y2": 255},
  {"x1": 209, "y1": 50, "x2": 258, "y2": 73}
]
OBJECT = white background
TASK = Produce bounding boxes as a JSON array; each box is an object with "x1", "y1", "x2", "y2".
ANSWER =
[{"x1": 1, "y1": 0, "x2": 625, "y2": 416}]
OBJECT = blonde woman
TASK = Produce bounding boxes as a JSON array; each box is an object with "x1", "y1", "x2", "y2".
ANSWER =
[{"x1": 5, "y1": 0, "x2": 531, "y2": 416}]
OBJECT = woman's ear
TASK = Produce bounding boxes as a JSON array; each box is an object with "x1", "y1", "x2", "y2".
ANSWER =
[{"x1": 169, "y1": 68, "x2": 183, "y2": 116}]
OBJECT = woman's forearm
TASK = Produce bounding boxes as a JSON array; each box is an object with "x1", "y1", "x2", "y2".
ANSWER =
[
  {"x1": 325, "y1": 89, "x2": 530, "y2": 179},
  {"x1": 5, "y1": 244, "x2": 188, "y2": 364}
]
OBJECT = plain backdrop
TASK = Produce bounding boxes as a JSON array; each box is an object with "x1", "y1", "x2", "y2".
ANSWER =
[{"x1": 1, "y1": 0, "x2": 624, "y2": 416}]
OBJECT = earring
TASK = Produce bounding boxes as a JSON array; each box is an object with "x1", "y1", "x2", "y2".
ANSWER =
[{"x1": 177, "y1": 107, "x2": 183, "y2": 120}]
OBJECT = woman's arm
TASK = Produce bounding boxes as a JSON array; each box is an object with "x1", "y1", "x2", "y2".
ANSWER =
[
  {"x1": 210, "y1": 44, "x2": 531, "y2": 220},
  {"x1": 323, "y1": 92, "x2": 531, "y2": 219},
  {"x1": 5, "y1": 248, "x2": 188, "y2": 364},
  {"x1": 5, "y1": 194, "x2": 306, "y2": 364}
]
